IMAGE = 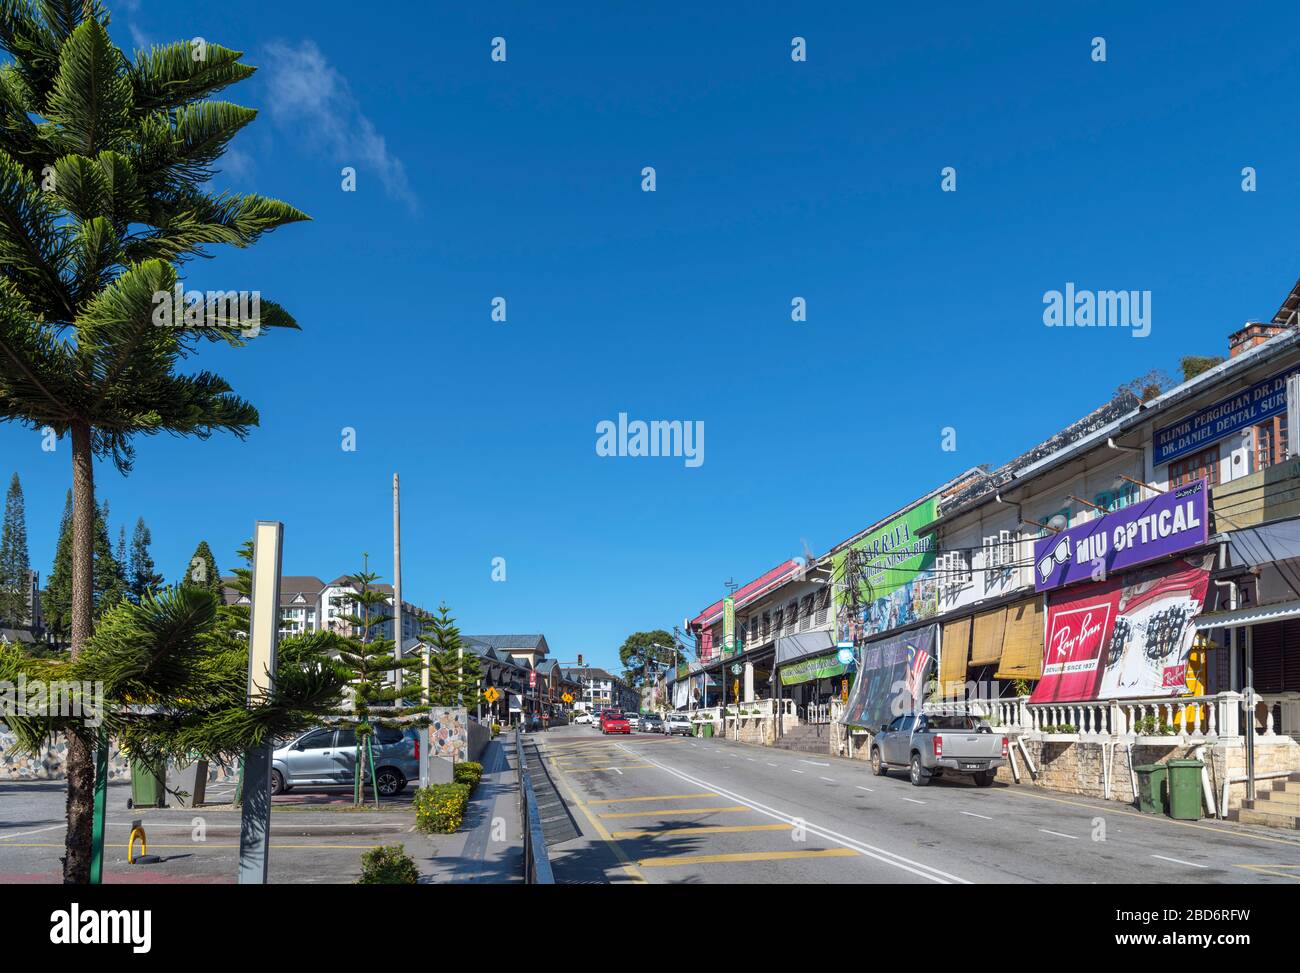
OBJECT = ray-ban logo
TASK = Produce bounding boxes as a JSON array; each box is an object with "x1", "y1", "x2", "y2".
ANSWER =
[
  {"x1": 596, "y1": 413, "x2": 704, "y2": 468},
  {"x1": 1043, "y1": 283, "x2": 1151, "y2": 338},
  {"x1": 152, "y1": 286, "x2": 262, "y2": 337}
]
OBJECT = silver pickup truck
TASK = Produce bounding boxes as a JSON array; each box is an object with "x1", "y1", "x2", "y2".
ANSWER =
[{"x1": 870, "y1": 713, "x2": 1007, "y2": 787}]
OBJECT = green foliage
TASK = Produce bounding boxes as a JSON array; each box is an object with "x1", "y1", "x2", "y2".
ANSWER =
[
  {"x1": 617, "y1": 629, "x2": 678, "y2": 689},
  {"x1": 127, "y1": 517, "x2": 162, "y2": 601},
  {"x1": 182, "y1": 540, "x2": 221, "y2": 595},
  {"x1": 1181, "y1": 355, "x2": 1225, "y2": 383},
  {"x1": 453, "y1": 761, "x2": 483, "y2": 790},
  {"x1": 93, "y1": 499, "x2": 126, "y2": 616},
  {"x1": 357, "y1": 843, "x2": 419, "y2": 885},
  {"x1": 0, "y1": 471, "x2": 29, "y2": 627},
  {"x1": 412, "y1": 783, "x2": 471, "y2": 834},
  {"x1": 418, "y1": 602, "x2": 480, "y2": 707},
  {"x1": 40, "y1": 490, "x2": 72, "y2": 643}
]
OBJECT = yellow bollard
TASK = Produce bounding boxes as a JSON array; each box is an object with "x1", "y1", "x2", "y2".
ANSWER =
[{"x1": 127, "y1": 819, "x2": 147, "y2": 864}]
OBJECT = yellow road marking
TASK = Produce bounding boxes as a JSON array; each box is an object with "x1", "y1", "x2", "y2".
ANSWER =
[
  {"x1": 612, "y1": 823, "x2": 790, "y2": 839},
  {"x1": 1234, "y1": 863, "x2": 1300, "y2": 882},
  {"x1": 638, "y1": 848, "x2": 860, "y2": 868},
  {"x1": 600, "y1": 806, "x2": 750, "y2": 819},
  {"x1": 544, "y1": 758, "x2": 647, "y2": 884},
  {"x1": 585, "y1": 792, "x2": 719, "y2": 805}
]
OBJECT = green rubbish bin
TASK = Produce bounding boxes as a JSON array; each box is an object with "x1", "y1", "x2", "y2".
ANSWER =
[
  {"x1": 1167, "y1": 759, "x2": 1205, "y2": 820},
  {"x1": 128, "y1": 756, "x2": 166, "y2": 809},
  {"x1": 1134, "y1": 763, "x2": 1168, "y2": 814},
  {"x1": 696, "y1": 723, "x2": 714, "y2": 739}
]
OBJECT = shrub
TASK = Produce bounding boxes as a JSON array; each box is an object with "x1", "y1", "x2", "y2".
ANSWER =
[
  {"x1": 454, "y1": 761, "x2": 484, "y2": 789},
  {"x1": 413, "y1": 783, "x2": 471, "y2": 834},
  {"x1": 358, "y1": 844, "x2": 419, "y2": 884},
  {"x1": 490, "y1": 722, "x2": 502, "y2": 737}
]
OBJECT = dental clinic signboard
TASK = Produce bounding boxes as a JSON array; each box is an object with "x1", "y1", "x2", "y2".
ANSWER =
[
  {"x1": 1032, "y1": 479, "x2": 1208, "y2": 593},
  {"x1": 1154, "y1": 365, "x2": 1298, "y2": 466}
]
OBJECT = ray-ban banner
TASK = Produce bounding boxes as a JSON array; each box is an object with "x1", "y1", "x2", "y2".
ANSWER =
[
  {"x1": 837, "y1": 624, "x2": 935, "y2": 729},
  {"x1": 1033, "y1": 479, "x2": 1208, "y2": 593}
]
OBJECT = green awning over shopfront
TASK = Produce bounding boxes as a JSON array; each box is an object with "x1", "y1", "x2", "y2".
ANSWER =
[{"x1": 779, "y1": 651, "x2": 848, "y2": 685}]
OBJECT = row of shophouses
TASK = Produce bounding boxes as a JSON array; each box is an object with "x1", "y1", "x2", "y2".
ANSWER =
[{"x1": 659, "y1": 296, "x2": 1300, "y2": 828}]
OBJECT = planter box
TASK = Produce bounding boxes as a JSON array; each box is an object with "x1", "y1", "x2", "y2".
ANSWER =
[
  {"x1": 1040, "y1": 733, "x2": 1080, "y2": 744},
  {"x1": 1134, "y1": 735, "x2": 1181, "y2": 746}
]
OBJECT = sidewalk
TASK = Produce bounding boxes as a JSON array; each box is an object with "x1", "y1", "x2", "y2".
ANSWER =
[{"x1": 414, "y1": 738, "x2": 523, "y2": 883}]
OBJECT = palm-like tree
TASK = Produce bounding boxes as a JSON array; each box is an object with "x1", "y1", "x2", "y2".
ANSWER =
[{"x1": 0, "y1": 2, "x2": 308, "y2": 882}]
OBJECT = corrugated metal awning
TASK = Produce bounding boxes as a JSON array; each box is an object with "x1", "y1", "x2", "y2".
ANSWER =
[{"x1": 1194, "y1": 598, "x2": 1300, "y2": 629}]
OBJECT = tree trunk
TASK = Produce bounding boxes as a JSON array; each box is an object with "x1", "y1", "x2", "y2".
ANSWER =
[{"x1": 62, "y1": 421, "x2": 96, "y2": 884}]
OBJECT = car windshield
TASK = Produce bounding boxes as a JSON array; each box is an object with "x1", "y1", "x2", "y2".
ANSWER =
[{"x1": 926, "y1": 715, "x2": 979, "y2": 730}]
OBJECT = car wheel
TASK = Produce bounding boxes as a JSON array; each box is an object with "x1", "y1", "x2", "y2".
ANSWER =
[
  {"x1": 909, "y1": 753, "x2": 931, "y2": 787},
  {"x1": 870, "y1": 747, "x2": 888, "y2": 776},
  {"x1": 270, "y1": 769, "x2": 286, "y2": 795},
  {"x1": 974, "y1": 770, "x2": 995, "y2": 787},
  {"x1": 374, "y1": 767, "x2": 405, "y2": 797}
]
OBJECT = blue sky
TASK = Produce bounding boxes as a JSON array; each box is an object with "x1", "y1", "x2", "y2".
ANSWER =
[{"x1": 4, "y1": 1, "x2": 1300, "y2": 675}]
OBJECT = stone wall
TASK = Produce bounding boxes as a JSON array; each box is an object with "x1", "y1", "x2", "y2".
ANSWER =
[
  {"x1": 0, "y1": 725, "x2": 129, "y2": 781},
  {"x1": 722, "y1": 716, "x2": 775, "y2": 746},
  {"x1": 429, "y1": 706, "x2": 469, "y2": 762}
]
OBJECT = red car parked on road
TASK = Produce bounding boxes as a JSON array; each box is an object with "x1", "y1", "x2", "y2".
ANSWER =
[{"x1": 600, "y1": 710, "x2": 631, "y2": 734}]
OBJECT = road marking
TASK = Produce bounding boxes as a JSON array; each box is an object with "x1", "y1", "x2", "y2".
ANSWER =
[
  {"x1": 612, "y1": 823, "x2": 790, "y2": 839},
  {"x1": 1039, "y1": 829, "x2": 1078, "y2": 840},
  {"x1": 960, "y1": 811, "x2": 993, "y2": 820},
  {"x1": 638, "y1": 848, "x2": 860, "y2": 868},
  {"x1": 800, "y1": 760, "x2": 830, "y2": 767},
  {"x1": 614, "y1": 743, "x2": 971, "y2": 884},
  {"x1": 766, "y1": 763, "x2": 777, "y2": 767},
  {"x1": 790, "y1": 769, "x2": 804, "y2": 774},
  {"x1": 0, "y1": 824, "x2": 64, "y2": 841},
  {"x1": 746, "y1": 757, "x2": 757, "y2": 762},
  {"x1": 902, "y1": 798, "x2": 927, "y2": 805},
  {"x1": 543, "y1": 755, "x2": 647, "y2": 884},
  {"x1": 585, "y1": 793, "x2": 718, "y2": 806},
  {"x1": 1234, "y1": 863, "x2": 1300, "y2": 882},
  {"x1": 560, "y1": 765, "x2": 652, "y2": 774},
  {"x1": 1151, "y1": 854, "x2": 1207, "y2": 869},
  {"x1": 819, "y1": 777, "x2": 836, "y2": 783},
  {"x1": 600, "y1": 806, "x2": 750, "y2": 819},
  {"x1": 855, "y1": 786, "x2": 873, "y2": 793}
]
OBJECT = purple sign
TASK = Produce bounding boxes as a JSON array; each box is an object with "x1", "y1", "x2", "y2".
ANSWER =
[{"x1": 1033, "y1": 479, "x2": 1209, "y2": 592}]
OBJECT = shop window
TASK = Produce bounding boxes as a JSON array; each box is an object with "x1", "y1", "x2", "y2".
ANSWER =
[{"x1": 1169, "y1": 444, "x2": 1220, "y2": 488}]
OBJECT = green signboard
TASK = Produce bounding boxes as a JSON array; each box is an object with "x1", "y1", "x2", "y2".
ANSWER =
[
  {"x1": 723, "y1": 595, "x2": 736, "y2": 656},
  {"x1": 779, "y1": 652, "x2": 848, "y2": 686},
  {"x1": 832, "y1": 498, "x2": 938, "y2": 641}
]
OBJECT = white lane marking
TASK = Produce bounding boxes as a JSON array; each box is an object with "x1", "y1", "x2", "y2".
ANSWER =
[
  {"x1": 1151, "y1": 854, "x2": 1207, "y2": 869},
  {"x1": 960, "y1": 811, "x2": 992, "y2": 820},
  {"x1": 746, "y1": 757, "x2": 756, "y2": 762},
  {"x1": 1039, "y1": 829, "x2": 1078, "y2": 840},
  {"x1": 790, "y1": 769, "x2": 805, "y2": 774},
  {"x1": 613, "y1": 743, "x2": 971, "y2": 884},
  {"x1": 0, "y1": 824, "x2": 64, "y2": 841},
  {"x1": 800, "y1": 760, "x2": 830, "y2": 767},
  {"x1": 902, "y1": 798, "x2": 927, "y2": 805},
  {"x1": 819, "y1": 777, "x2": 836, "y2": 782},
  {"x1": 855, "y1": 786, "x2": 874, "y2": 792},
  {"x1": 766, "y1": 762, "x2": 777, "y2": 767}
]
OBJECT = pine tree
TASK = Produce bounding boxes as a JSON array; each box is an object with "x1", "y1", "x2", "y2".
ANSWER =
[
  {"x1": 0, "y1": 473, "x2": 30, "y2": 627},
  {"x1": 334, "y1": 566, "x2": 423, "y2": 806},
  {"x1": 0, "y1": 4, "x2": 308, "y2": 882},
  {"x1": 183, "y1": 540, "x2": 222, "y2": 597},
  {"x1": 93, "y1": 502, "x2": 126, "y2": 616},
  {"x1": 419, "y1": 603, "x2": 482, "y2": 707},
  {"x1": 41, "y1": 491, "x2": 74, "y2": 644},
  {"x1": 127, "y1": 518, "x2": 163, "y2": 601}
]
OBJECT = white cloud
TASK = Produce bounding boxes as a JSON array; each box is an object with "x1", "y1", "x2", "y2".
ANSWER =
[{"x1": 262, "y1": 40, "x2": 417, "y2": 212}]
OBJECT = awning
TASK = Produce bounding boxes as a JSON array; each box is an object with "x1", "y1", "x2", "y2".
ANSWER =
[
  {"x1": 970, "y1": 607, "x2": 1006, "y2": 666},
  {"x1": 994, "y1": 597, "x2": 1045, "y2": 681},
  {"x1": 938, "y1": 617, "x2": 971, "y2": 696},
  {"x1": 1222, "y1": 517, "x2": 1300, "y2": 566},
  {"x1": 1194, "y1": 598, "x2": 1300, "y2": 630},
  {"x1": 779, "y1": 651, "x2": 848, "y2": 685},
  {"x1": 775, "y1": 630, "x2": 834, "y2": 667}
]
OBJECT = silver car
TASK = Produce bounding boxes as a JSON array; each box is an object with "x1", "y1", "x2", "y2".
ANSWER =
[{"x1": 271, "y1": 726, "x2": 419, "y2": 797}]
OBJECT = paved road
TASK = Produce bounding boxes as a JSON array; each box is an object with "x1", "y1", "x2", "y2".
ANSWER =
[{"x1": 535, "y1": 725, "x2": 1300, "y2": 885}]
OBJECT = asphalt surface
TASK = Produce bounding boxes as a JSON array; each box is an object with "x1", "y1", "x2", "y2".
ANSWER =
[{"x1": 534, "y1": 725, "x2": 1300, "y2": 885}]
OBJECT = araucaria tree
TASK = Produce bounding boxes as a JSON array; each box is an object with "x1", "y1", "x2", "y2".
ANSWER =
[
  {"x1": 0, "y1": 471, "x2": 30, "y2": 626},
  {"x1": 420, "y1": 602, "x2": 481, "y2": 708},
  {"x1": 127, "y1": 516, "x2": 162, "y2": 601},
  {"x1": 334, "y1": 568, "x2": 423, "y2": 806},
  {"x1": 0, "y1": 4, "x2": 308, "y2": 882},
  {"x1": 183, "y1": 540, "x2": 222, "y2": 596}
]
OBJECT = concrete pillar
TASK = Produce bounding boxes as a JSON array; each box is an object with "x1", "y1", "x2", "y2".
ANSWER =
[{"x1": 743, "y1": 661, "x2": 754, "y2": 703}]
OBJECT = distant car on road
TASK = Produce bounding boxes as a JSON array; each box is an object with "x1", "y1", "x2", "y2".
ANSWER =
[
  {"x1": 272, "y1": 725, "x2": 418, "y2": 797},
  {"x1": 600, "y1": 711, "x2": 631, "y2": 734},
  {"x1": 572, "y1": 711, "x2": 593, "y2": 725},
  {"x1": 664, "y1": 712, "x2": 692, "y2": 736},
  {"x1": 871, "y1": 713, "x2": 1007, "y2": 787},
  {"x1": 640, "y1": 713, "x2": 664, "y2": 733}
]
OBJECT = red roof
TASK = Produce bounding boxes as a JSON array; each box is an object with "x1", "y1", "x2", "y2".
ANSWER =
[{"x1": 689, "y1": 560, "x2": 802, "y2": 628}]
